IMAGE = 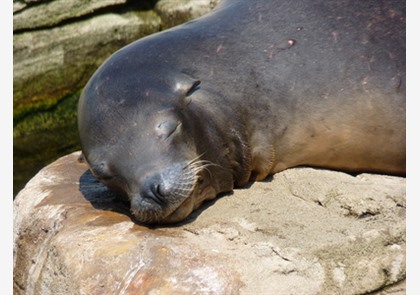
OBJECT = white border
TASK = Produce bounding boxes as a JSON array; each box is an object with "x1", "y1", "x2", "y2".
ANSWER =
[
  {"x1": 2, "y1": 1, "x2": 13, "y2": 294},
  {"x1": 406, "y1": 0, "x2": 417, "y2": 294}
]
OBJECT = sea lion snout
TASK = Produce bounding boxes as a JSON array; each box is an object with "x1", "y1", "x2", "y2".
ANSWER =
[
  {"x1": 130, "y1": 161, "x2": 201, "y2": 224},
  {"x1": 137, "y1": 163, "x2": 195, "y2": 206}
]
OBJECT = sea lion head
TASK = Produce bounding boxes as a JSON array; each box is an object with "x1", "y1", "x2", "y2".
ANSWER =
[{"x1": 78, "y1": 56, "x2": 225, "y2": 224}]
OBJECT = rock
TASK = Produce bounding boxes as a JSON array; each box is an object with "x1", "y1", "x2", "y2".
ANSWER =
[
  {"x1": 13, "y1": 0, "x2": 50, "y2": 14},
  {"x1": 13, "y1": 10, "x2": 160, "y2": 118},
  {"x1": 13, "y1": 0, "x2": 129, "y2": 31},
  {"x1": 13, "y1": 152, "x2": 406, "y2": 294},
  {"x1": 13, "y1": 91, "x2": 81, "y2": 196},
  {"x1": 155, "y1": 0, "x2": 221, "y2": 29}
]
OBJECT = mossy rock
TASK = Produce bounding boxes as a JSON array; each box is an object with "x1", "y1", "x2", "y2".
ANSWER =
[{"x1": 13, "y1": 91, "x2": 82, "y2": 195}]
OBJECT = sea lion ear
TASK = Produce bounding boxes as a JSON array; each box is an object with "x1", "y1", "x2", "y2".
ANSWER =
[
  {"x1": 185, "y1": 80, "x2": 201, "y2": 97},
  {"x1": 174, "y1": 79, "x2": 201, "y2": 106},
  {"x1": 175, "y1": 79, "x2": 201, "y2": 97}
]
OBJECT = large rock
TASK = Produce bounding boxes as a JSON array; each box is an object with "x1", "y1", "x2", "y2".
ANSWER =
[{"x1": 13, "y1": 152, "x2": 406, "y2": 294}]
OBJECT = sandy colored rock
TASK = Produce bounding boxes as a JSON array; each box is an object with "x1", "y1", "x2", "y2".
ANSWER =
[
  {"x1": 13, "y1": 0, "x2": 129, "y2": 31},
  {"x1": 13, "y1": 152, "x2": 406, "y2": 294},
  {"x1": 155, "y1": 0, "x2": 221, "y2": 29}
]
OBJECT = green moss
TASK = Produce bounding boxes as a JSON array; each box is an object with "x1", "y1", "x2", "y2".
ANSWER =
[
  {"x1": 14, "y1": 90, "x2": 80, "y2": 137},
  {"x1": 13, "y1": 90, "x2": 82, "y2": 196},
  {"x1": 13, "y1": 61, "x2": 93, "y2": 122}
]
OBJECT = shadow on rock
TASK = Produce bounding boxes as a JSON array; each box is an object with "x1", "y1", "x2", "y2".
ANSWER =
[
  {"x1": 78, "y1": 169, "x2": 228, "y2": 228},
  {"x1": 79, "y1": 169, "x2": 132, "y2": 217}
]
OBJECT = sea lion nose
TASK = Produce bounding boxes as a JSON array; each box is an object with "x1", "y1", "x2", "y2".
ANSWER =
[
  {"x1": 140, "y1": 173, "x2": 166, "y2": 206},
  {"x1": 138, "y1": 162, "x2": 192, "y2": 208}
]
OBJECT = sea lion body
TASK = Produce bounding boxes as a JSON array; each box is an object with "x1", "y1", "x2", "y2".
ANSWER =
[{"x1": 78, "y1": 0, "x2": 405, "y2": 224}]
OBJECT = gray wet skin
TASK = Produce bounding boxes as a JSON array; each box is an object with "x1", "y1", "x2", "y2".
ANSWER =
[{"x1": 78, "y1": 0, "x2": 405, "y2": 224}]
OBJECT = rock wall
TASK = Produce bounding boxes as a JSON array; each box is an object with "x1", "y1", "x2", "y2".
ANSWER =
[
  {"x1": 13, "y1": 0, "x2": 220, "y2": 195},
  {"x1": 14, "y1": 152, "x2": 406, "y2": 294}
]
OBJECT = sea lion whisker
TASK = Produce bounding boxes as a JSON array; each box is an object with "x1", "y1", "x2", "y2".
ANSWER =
[
  {"x1": 173, "y1": 188, "x2": 195, "y2": 196},
  {"x1": 188, "y1": 159, "x2": 221, "y2": 172},
  {"x1": 177, "y1": 178, "x2": 199, "y2": 187},
  {"x1": 188, "y1": 163, "x2": 216, "y2": 185},
  {"x1": 192, "y1": 160, "x2": 228, "y2": 174},
  {"x1": 185, "y1": 153, "x2": 207, "y2": 168}
]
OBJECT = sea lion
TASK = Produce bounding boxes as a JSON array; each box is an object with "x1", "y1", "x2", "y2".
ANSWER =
[{"x1": 78, "y1": 0, "x2": 405, "y2": 224}]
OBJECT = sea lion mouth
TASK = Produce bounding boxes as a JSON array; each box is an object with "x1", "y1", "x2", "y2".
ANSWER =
[{"x1": 130, "y1": 158, "x2": 216, "y2": 224}]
